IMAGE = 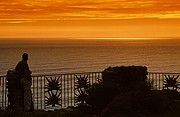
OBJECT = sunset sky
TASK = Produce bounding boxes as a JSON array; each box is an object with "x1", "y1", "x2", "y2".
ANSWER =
[{"x1": 0, "y1": 0, "x2": 180, "y2": 39}]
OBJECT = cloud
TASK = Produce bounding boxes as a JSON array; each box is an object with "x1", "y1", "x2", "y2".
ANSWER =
[{"x1": 0, "y1": 0, "x2": 180, "y2": 19}]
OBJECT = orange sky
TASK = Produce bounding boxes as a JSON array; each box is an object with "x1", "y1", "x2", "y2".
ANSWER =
[{"x1": 0, "y1": 0, "x2": 180, "y2": 39}]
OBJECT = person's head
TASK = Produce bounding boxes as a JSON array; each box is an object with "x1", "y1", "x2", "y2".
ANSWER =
[{"x1": 22, "y1": 53, "x2": 28, "y2": 61}]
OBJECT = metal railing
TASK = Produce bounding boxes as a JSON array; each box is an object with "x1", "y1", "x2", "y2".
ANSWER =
[
  {"x1": 0, "y1": 76, "x2": 7, "y2": 110},
  {"x1": 1, "y1": 72, "x2": 180, "y2": 110},
  {"x1": 0, "y1": 72, "x2": 102, "y2": 110},
  {"x1": 148, "y1": 72, "x2": 180, "y2": 91}
]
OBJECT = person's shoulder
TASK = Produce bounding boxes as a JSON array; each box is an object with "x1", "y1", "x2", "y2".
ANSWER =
[
  {"x1": 17, "y1": 60, "x2": 23, "y2": 64},
  {"x1": 17, "y1": 60, "x2": 27, "y2": 66},
  {"x1": 20, "y1": 60, "x2": 27, "y2": 64}
]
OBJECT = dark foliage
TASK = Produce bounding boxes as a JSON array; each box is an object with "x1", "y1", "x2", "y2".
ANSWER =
[
  {"x1": 101, "y1": 90, "x2": 180, "y2": 117},
  {"x1": 86, "y1": 80, "x2": 118, "y2": 112},
  {"x1": 102, "y1": 66, "x2": 148, "y2": 92},
  {"x1": 76, "y1": 66, "x2": 149, "y2": 113}
]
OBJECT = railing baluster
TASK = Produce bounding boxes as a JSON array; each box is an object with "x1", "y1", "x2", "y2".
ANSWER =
[
  {"x1": 61, "y1": 75, "x2": 63, "y2": 107},
  {"x1": 158, "y1": 73, "x2": 161, "y2": 90},
  {"x1": 151, "y1": 73, "x2": 153, "y2": 90},
  {"x1": 70, "y1": 74, "x2": 73, "y2": 106},
  {"x1": 41, "y1": 76, "x2": 43, "y2": 109},
  {"x1": 44, "y1": 76, "x2": 46, "y2": 110},
  {"x1": 32, "y1": 76, "x2": 35, "y2": 110},
  {"x1": 91, "y1": 73, "x2": 93, "y2": 84},
  {"x1": 63, "y1": 75, "x2": 65, "y2": 107},
  {"x1": 2, "y1": 76, "x2": 4, "y2": 109},
  {"x1": 66, "y1": 75, "x2": 69, "y2": 105},
  {"x1": 162, "y1": 73, "x2": 165, "y2": 89},
  {"x1": 156, "y1": 73, "x2": 158, "y2": 90},
  {"x1": 74, "y1": 74, "x2": 76, "y2": 106},
  {"x1": 5, "y1": 77, "x2": 7, "y2": 109},
  {"x1": 37, "y1": 76, "x2": 39, "y2": 109},
  {"x1": 1, "y1": 77, "x2": 2, "y2": 108}
]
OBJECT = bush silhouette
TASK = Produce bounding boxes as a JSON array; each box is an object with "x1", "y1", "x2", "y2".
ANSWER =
[
  {"x1": 102, "y1": 66, "x2": 148, "y2": 92},
  {"x1": 82, "y1": 66, "x2": 149, "y2": 113}
]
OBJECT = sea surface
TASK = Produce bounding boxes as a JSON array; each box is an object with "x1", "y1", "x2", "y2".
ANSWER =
[{"x1": 0, "y1": 38, "x2": 180, "y2": 76}]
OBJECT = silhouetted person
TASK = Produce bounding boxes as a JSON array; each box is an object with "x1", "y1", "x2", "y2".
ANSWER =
[{"x1": 15, "y1": 53, "x2": 33, "y2": 112}]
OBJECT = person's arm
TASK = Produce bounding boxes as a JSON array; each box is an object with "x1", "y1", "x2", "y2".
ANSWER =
[{"x1": 24, "y1": 63, "x2": 32, "y2": 81}]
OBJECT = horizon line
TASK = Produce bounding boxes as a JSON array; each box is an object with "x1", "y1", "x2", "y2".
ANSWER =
[
  {"x1": 0, "y1": 37, "x2": 179, "y2": 41},
  {"x1": 1, "y1": 18, "x2": 180, "y2": 21}
]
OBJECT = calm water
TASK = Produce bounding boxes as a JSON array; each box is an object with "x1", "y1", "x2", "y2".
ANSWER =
[{"x1": 0, "y1": 38, "x2": 180, "y2": 76}]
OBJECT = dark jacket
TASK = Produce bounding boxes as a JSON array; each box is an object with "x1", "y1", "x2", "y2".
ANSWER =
[{"x1": 15, "y1": 60, "x2": 32, "y2": 81}]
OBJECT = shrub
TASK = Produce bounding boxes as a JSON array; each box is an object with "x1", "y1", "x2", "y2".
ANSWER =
[
  {"x1": 76, "y1": 66, "x2": 149, "y2": 114},
  {"x1": 102, "y1": 66, "x2": 148, "y2": 92},
  {"x1": 86, "y1": 80, "x2": 118, "y2": 112}
]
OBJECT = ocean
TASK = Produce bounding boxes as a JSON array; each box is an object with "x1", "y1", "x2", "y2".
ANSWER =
[{"x1": 0, "y1": 38, "x2": 180, "y2": 76}]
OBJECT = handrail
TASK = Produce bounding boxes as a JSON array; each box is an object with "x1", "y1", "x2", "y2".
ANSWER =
[{"x1": 0, "y1": 71, "x2": 103, "y2": 77}]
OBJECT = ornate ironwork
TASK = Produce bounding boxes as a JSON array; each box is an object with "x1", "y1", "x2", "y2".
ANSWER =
[
  {"x1": 45, "y1": 76, "x2": 62, "y2": 107},
  {"x1": 74, "y1": 74, "x2": 90, "y2": 105},
  {"x1": 163, "y1": 75, "x2": 180, "y2": 90}
]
